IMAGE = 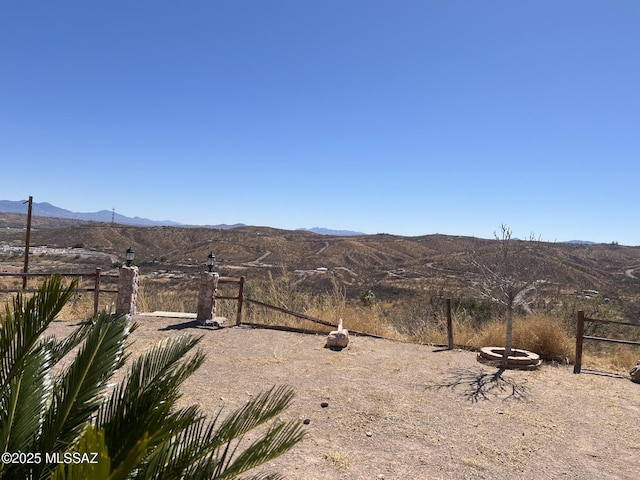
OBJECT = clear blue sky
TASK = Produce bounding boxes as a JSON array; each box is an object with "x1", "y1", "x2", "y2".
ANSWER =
[{"x1": 1, "y1": 1, "x2": 639, "y2": 245}]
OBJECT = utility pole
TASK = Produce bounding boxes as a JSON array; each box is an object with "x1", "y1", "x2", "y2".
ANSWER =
[
  {"x1": 112, "y1": 207, "x2": 115, "y2": 224},
  {"x1": 22, "y1": 195, "x2": 33, "y2": 290}
]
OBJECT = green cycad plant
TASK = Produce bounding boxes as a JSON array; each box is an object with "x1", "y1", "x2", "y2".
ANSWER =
[{"x1": 0, "y1": 275, "x2": 305, "y2": 480}]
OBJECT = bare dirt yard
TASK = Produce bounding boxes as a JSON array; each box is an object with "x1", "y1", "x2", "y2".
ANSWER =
[{"x1": 48, "y1": 315, "x2": 640, "y2": 480}]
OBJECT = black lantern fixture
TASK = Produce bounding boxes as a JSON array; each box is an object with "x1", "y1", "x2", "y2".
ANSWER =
[
  {"x1": 125, "y1": 247, "x2": 135, "y2": 267},
  {"x1": 206, "y1": 252, "x2": 216, "y2": 272}
]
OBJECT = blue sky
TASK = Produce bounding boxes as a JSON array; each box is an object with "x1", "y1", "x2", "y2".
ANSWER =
[{"x1": 1, "y1": 1, "x2": 639, "y2": 245}]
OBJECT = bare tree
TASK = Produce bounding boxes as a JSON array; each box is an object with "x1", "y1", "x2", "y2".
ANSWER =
[{"x1": 468, "y1": 225, "x2": 548, "y2": 361}]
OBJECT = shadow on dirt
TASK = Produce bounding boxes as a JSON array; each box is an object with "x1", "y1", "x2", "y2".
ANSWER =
[
  {"x1": 428, "y1": 367, "x2": 529, "y2": 402},
  {"x1": 158, "y1": 320, "x2": 220, "y2": 331},
  {"x1": 579, "y1": 369, "x2": 627, "y2": 379}
]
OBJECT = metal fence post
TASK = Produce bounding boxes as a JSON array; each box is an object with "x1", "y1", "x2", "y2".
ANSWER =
[
  {"x1": 446, "y1": 298, "x2": 454, "y2": 350},
  {"x1": 236, "y1": 276, "x2": 245, "y2": 326},
  {"x1": 93, "y1": 267, "x2": 101, "y2": 317},
  {"x1": 574, "y1": 310, "x2": 585, "y2": 374}
]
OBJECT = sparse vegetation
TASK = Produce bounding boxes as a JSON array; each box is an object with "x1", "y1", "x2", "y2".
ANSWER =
[
  {"x1": 3, "y1": 216, "x2": 639, "y2": 478},
  {"x1": 466, "y1": 225, "x2": 549, "y2": 361},
  {"x1": 137, "y1": 276, "x2": 199, "y2": 313},
  {"x1": 323, "y1": 450, "x2": 350, "y2": 473},
  {"x1": 359, "y1": 288, "x2": 375, "y2": 307},
  {"x1": 1, "y1": 218, "x2": 638, "y2": 374}
]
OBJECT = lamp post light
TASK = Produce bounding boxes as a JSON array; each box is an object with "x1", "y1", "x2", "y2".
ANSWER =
[
  {"x1": 206, "y1": 252, "x2": 216, "y2": 272},
  {"x1": 125, "y1": 247, "x2": 135, "y2": 267},
  {"x1": 117, "y1": 247, "x2": 138, "y2": 315}
]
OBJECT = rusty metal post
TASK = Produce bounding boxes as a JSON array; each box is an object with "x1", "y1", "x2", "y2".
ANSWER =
[
  {"x1": 236, "y1": 276, "x2": 245, "y2": 326},
  {"x1": 574, "y1": 310, "x2": 585, "y2": 374},
  {"x1": 22, "y1": 196, "x2": 33, "y2": 290},
  {"x1": 93, "y1": 267, "x2": 102, "y2": 317},
  {"x1": 446, "y1": 298, "x2": 454, "y2": 350}
]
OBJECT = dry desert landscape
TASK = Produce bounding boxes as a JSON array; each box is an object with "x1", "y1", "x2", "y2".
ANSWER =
[{"x1": 47, "y1": 314, "x2": 640, "y2": 480}]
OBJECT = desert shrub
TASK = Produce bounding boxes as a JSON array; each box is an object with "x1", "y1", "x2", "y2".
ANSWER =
[
  {"x1": 305, "y1": 283, "x2": 400, "y2": 338},
  {"x1": 387, "y1": 294, "x2": 495, "y2": 345},
  {"x1": 359, "y1": 289, "x2": 375, "y2": 307},
  {"x1": 583, "y1": 344, "x2": 640, "y2": 373},
  {"x1": 242, "y1": 272, "x2": 402, "y2": 338},
  {"x1": 450, "y1": 297, "x2": 496, "y2": 327},
  {"x1": 137, "y1": 277, "x2": 199, "y2": 313},
  {"x1": 474, "y1": 314, "x2": 574, "y2": 362},
  {"x1": 127, "y1": 270, "x2": 635, "y2": 372},
  {"x1": 386, "y1": 294, "x2": 443, "y2": 338}
]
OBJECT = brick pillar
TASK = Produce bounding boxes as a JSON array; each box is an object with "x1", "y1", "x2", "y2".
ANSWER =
[
  {"x1": 196, "y1": 272, "x2": 219, "y2": 324},
  {"x1": 116, "y1": 265, "x2": 139, "y2": 316}
]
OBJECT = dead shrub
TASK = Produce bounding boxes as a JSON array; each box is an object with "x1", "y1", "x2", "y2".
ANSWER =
[{"x1": 475, "y1": 314, "x2": 574, "y2": 362}]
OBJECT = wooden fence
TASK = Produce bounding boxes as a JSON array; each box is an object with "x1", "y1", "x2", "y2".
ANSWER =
[
  {"x1": 241, "y1": 296, "x2": 455, "y2": 345},
  {"x1": 0, "y1": 269, "x2": 460, "y2": 348},
  {"x1": 574, "y1": 310, "x2": 640, "y2": 373},
  {"x1": 215, "y1": 276, "x2": 246, "y2": 326},
  {"x1": 243, "y1": 296, "x2": 340, "y2": 333},
  {"x1": 209, "y1": 275, "x2": 343, "y2": 333},
  {"x1": 0, "y1": 268, "x2": 118, "y2": 316}
]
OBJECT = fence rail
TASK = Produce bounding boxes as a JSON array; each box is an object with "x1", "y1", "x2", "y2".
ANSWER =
[
  {"x1": 244, "y1": 297, "x2": 338, "y2": 328},
  {"x1": 0, "y1": 269, "x2": 118, "y2": 316},
  {"x1": 1, "y1": 270, "x2": 462, "y2": 348},
  {"x1": 215, "y1": 276, "x2": 245, "y2": 325},
  {"x1": 574, "y1": 310, "x2": 640, "y2": 373}
]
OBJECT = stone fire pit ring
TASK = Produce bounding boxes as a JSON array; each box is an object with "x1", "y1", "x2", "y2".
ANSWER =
[{"x1": 477, "y1": 346, "x2": 542, "y2": 370}]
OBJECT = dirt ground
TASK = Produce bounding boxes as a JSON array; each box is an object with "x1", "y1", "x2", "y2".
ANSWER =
[{"x1": 48, "y1": 314, "x2": 640, "y2": 480}]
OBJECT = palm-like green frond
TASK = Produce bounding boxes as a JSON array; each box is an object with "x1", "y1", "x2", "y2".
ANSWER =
[
  {"x1": 175, "y1": 386, "x2": 305, "y2": 480},
  {"x1": 132, "y1": 406, "x2": 208, "y2": 480},
  {"x1": 212, "y1": 385, "x2": 297, "y2": 448},
  {"x1": 97, "y1": 334, "x2": 205, "y2": 471},
  {"x1": 46, "y1": 318, "x2": 94, "y2": 364},
  {"x1": 213, "y1": 421, "x2": 305, "y2": 480},
  {"x1": 134, "y1": 386, "x2": 305, "y2": 480},
  {"x1": 0, "y1": 340, "x2": 54, "y2": 453},
  {"x1": 50, "y1": 425, "x2": 112, "y2": 480},
  {"x1": 0, "y1": 277, "x2": 305, "y2": 480},
  {"x1": 38, "y1": 311, "x2": 131, "y2": 458},
  {"x1": 0, "y1": 275, "x2": 75, "y2": 400}
]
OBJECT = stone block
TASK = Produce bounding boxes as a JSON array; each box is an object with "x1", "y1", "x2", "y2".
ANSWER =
[{"x1": 326, "y1": 329, "x2": 349, "y2": 349}]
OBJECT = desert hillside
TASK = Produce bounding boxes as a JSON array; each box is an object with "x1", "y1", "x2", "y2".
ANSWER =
[{"x1": 1, "y1": 213, "x2": 639, "y2": 319}]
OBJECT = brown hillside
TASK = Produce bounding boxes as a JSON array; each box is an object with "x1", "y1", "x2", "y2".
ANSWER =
[{"x1": 1, "y1": 217, "x2": 639, "y2": 318}]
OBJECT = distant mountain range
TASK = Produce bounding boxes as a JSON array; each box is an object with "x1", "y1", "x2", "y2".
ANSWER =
[
  {"x1": 0, "y1": 200, "x2": 184, "y2": 227},
  {"x1": 299, "y1": 227, "x2": 364, "y2": 236},
  {"x1": 0, "y1": 200, "x2": 365, "y2": 236},
  {"x1": 0, "y1": 200, "x2": 601, "y2": 241}
]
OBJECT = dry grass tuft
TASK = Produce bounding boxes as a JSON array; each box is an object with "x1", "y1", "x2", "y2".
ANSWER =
[
  {"x1": 5, "y1": 267, "x2": 634, "y2": 374},
  {"x1": 243, "y1": 272, "x2": 406, "y2": 339},
  {"x1": 583, "y1": 344, "x2": 640, "y2": 374},
  {"x1": 323, "y1": 450, "x2": 350, "y2": 473},
  {"x1": 474, "y1": 314, "x2": 575, "y2": 363},
  {"x1": 137, "y1": 277, "x2": 199, "y2": 313}
]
